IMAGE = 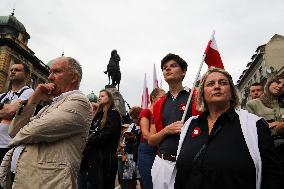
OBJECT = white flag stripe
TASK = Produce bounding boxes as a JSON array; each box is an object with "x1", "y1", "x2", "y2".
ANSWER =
[
  {"x1": 141, "y1": 73, "x2": 149, "y2": 109},
  {"x1": 210, "y1": 36, "x2": 218, "y2": 51},
  {"x1": 153, "y1": 64, "x2": 159, "y2": 89}
]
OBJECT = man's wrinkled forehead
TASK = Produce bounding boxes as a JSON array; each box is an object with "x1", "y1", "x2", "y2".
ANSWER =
[{"x1": 50, "y1": 59, "x2": 68, "y2": 70}]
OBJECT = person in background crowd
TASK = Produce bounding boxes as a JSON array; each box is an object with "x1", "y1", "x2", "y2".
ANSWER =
[
  {"x1": 148, "y1": 53, "x2": 194, "y2": 189},
  {"x1": 119, "y1": 106, "x2": 142, "y2": 189},
  {"x1": 246, "y1": 74, "x2": 284, "y2": 133},
  {"x1": 77, "y1": 96, "x2": 99, "y2": 189},
  {"x1": 117, "y1": 123, "x2": 130, "y2": 189},
  {"x1": 1, "y1": 57, "x2": 93, "y2": 189},
  {"x1": 249, "y1": 82, "x2": 264, "y2": 100},
  {"x1": 0, "y1": 62, "x2": 33, "y2": 164},
  {"x1": 138, "y1": 88, "x2": 165, "y2": 189},
  {"x1": 80, "y1": 89, "x2": 121, "y2": 189},
  {"x1": 0, "y1": 62, "x2": 34, "y2": 189},
  {"x1": 174, "y1": 67, "x2": 283, "y2": 189},
  {"x1": 246, "y1": 74, "x2": 284, "y2": 174}
]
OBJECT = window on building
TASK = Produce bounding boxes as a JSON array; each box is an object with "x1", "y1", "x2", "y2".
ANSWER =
[
  {"x1": 253, "y1": 74, "x2": 257, "y2": 82},
  {"x1": 30, "y1": 74, "x2": 37, "y2": 89},
  {"x1": 259, "y1": 66, "x2": 263, "y2": 79},
  {"x1": 248, "y1": 80, "x2": 252, "y2": 88}
]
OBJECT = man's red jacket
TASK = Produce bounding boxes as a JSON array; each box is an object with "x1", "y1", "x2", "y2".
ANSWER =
[{"x1": 152, "y1": 89, "x2": 200, "y2": 132}]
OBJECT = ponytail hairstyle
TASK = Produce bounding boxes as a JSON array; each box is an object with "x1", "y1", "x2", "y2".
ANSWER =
[
  {"x1": 150, "y1": 88, "x2": 165, "y2": 104},
  {"x1": 129, "y1": 106, "x2": 142, "y2": 120}
]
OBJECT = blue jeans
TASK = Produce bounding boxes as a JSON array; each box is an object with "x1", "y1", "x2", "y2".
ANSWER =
[{"x1": 138, "y1": 142, "x2": 156, "y2": 189}]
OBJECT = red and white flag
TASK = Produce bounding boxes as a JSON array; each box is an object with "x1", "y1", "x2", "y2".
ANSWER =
[
  {"x1": 153, "y1": 64, "x2": 159, "y2": 89},
  {"x1": 181, "y1": 31, "x2": 223, "y2": 122},
  {"x1": 141, "y1": 73, "x2": 149, "y2": 109},
  {"x1": 204, "y1": 31, "x2": 224, "y2": 69}
]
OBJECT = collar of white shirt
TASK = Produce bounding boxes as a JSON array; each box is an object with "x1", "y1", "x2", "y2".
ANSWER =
[{"x1": 52, "y1": 90, "x2": 82, "y2": 105}]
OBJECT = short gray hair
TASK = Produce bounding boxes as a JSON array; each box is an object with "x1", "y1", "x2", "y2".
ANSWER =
[
  {"x1": 197, "y1": 67, "x2": 240, "y2": 112},
  {"x1": 66, "y1": 57, "x2": 82, "y2": 83}
]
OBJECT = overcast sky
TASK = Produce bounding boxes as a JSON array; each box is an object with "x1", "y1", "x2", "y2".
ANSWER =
[{"x1": 1, "y1": 0, "x2": 284, "y2": 107}]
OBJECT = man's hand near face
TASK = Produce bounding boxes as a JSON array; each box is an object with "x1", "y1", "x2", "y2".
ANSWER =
[{"x1": 28, "y1": 83, "x2": 57, "y2": 105}]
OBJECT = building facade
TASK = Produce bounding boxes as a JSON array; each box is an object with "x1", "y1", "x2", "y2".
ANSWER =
[
  {"x1": 0, "y1": 13, "x2": 49, "y2": 92},
  {"x1": 236, "y1": 34, "x2": 284, "y2": 108}
]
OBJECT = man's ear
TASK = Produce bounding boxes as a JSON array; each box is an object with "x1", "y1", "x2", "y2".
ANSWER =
[
  {"x1": 24, "y1": 72, "x2": 30, "y2": 83},
  {"x1": 182, "y1": 69, "x2": 187, "y2": 77},
  {"x1": 71, "y1": 73, "x2": 79, "y2": 84}
]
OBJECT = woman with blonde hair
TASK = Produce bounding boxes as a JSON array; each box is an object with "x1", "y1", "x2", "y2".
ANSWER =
[
  {"x1": 174, "y1": 67, "x2": 282, "y2": 189},
  {"x1": 80, "y1": 89, "x2": 121, "y2": 189}
]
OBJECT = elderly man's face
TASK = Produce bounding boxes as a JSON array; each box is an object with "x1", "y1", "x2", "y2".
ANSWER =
[
  {"x1": 48, "y1": 58, "x2": 76, "y2": 95},
  {"x1": 203, "y1": 72, "x2": 232, "y2": 106}
]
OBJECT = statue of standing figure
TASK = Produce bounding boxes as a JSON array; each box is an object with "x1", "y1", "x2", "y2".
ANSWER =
[{"x1": 104, "y1": 50, "x2": 121, "y2": 91}]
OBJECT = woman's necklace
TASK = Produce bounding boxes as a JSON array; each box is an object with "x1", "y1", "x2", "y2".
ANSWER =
[
  {"x1": 207, "y1": 116, "x2": 218, "y2": 134},
  {"x1": 208, "y1": 116, "x2": 217, "y2": 125}
]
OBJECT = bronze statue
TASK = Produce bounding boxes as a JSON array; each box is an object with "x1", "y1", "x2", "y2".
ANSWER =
[{"x1": 104, "y1": 50, "x2": 121, "y2": 90}]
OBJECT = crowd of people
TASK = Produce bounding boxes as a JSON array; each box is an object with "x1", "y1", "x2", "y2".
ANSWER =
[{"x1": 0, "y1": 53, "x2": 283, "y2": 189}]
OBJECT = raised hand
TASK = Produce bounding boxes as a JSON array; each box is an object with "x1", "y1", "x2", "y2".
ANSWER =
[{"x1": 28, "y1": 83, "x2": 57, "y2": 104}]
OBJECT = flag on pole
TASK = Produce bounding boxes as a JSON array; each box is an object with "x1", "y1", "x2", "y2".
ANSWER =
[
  {"x1": 204, "y1": 31, "x2": 224, "y2": 69},
  {"x1": 153, "y1": 64, "x2": 159, "y2": 89},
  {"x1": 141, "y1": 73, "x2": 149, "y2": 109},
  {"x1": 181, "y1": 31, "x2": 216, "y2": 122}
]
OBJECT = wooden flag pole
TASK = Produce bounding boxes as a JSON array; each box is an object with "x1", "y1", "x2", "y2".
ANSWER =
[
  {"x1": 181, "y1": 55, "x2": 205, "y2": 122},
  {"x1": 181, "y1": 31, "x2": 215, "y2": 122}
]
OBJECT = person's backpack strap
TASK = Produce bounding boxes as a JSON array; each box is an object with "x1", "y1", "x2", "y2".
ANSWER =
[
  {"x1": 131, "y1": 123, "x2": 137, "y2": 133},
  {"x1": 14, "y1": 87, "x2": 29, "y2": 98},
  {"x1": 0, "y1": 92, "x2": 8, "y2": 103}
]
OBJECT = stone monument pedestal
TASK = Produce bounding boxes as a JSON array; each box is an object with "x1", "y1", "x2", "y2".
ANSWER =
[{"x1": 105, "y1": 85, "x2": 126, "y2": 116}]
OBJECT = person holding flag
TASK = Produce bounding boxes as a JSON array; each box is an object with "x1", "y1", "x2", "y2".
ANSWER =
[
  {"x1": 174, "y1": 67, "x2": 282, "y2": 189},
  {"x1": 148, "y1": 31, "x2": 225, "y2": 189},
  {"x1": 148, "y1": 53, "x2": 194, "y2": 189}
]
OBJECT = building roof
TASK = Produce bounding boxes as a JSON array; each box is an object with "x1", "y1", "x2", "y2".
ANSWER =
[
  {"x1": 0, "y1": 15, "x2": 30, "y2": 38},
  {"x1": 0, "y1": 36, "x2": 49, "y2": 75},
  {"x1": 87, "y1": 91, "x2": 98, "y2": 102},
  {"x1": 47, "y1": 59, "x2": 54, "y2": 68},
  {"x1": 236, "y1": 34, "x2": 284, "y2": 88}
]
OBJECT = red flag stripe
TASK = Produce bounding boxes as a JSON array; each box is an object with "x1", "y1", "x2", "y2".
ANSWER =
[
  {"x1": 204, "y1": 33, "x2": 224, "y2": 69},
  {"x1": 205, "y1": 47, "x2": 224, "y2": 69}
]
